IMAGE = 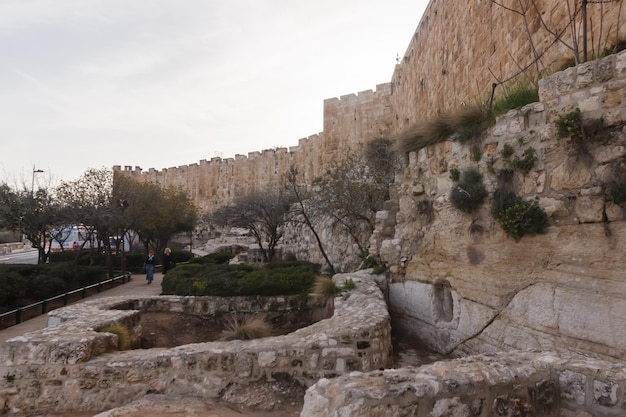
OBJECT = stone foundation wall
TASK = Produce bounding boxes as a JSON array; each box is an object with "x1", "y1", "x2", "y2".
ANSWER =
[
  {"x1": 372, "y1": 50, "x2": 626, "y2": 360},
  {"x1": 301, "y1": 351, "x2": 626, "y2": 417},
  {"x1": 0, "y1": 271, "x2": 392, "y2": 414}
]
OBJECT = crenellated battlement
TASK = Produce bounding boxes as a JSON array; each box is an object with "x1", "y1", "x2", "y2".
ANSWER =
[
  {"x1": 115, "y1": 1, "x2": 624, "y2": 214},
  {"x1": 114, "y1": 80, "x2": 397, "y2": 211}
]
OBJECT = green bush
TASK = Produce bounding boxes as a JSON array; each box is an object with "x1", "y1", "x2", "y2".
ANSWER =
[
  {"x1": 27, "y1": 275, "x2": 67, "y2": 301},
  {"x1": 0, "y1": 271, "x2": 26, "y2": 307},
  {"x1": 507, "y1": 147, "x2": 537, "y2": 176},
  {"x1": 449, "y1": 167, "x2": 460, "y2": 182},
  {"x1": 161, "y1": 261, "x2": 319, "y2": 297},
  {"x1": 492, "y1": 190, "x2": 549, "y2": 241},
  {"x1": 359, "y1": 256, "x2": 378, "y2": 270},
  {"x1": 555, "y1": 108, "x2": 583, "y2": 138},
  {"x1": 449, "y1": 167, "x2": 488, "y2": 213},
  {"x1": 0, "y1": 263, "x2": 108, "y2": 309},
  {"x1": 492, "y1": 81, "x2": 539, "y2": 117},
  {"x1": 188, "y1": 252, "x2": 235, "y2": 265},
  {"x1": 372, "y1": 263, "x2": 388, "y2": 275},
  {"x1": 500, "y1": 143, "x2": 515, "y2": 159},
  {"x1": 342, "y1": 278, "x2": 356, "y2": 291}
]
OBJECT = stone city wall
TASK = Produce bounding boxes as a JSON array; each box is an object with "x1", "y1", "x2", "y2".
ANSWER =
[
  {"x1": 389, "y1": 0, "x2": 626, "y2": 134},
  {"x1": 0, "y1": 271, "x2": 392, "y2": 414},
  {"x1": 372, "y1": 51, "x2": 626, "y2": 360},
  {"x1": 113, "y1": 83, "x2": 395, "y2": 213},
  {"x1": 115, "y1": 1, "x2": 626, "y2": 215},
  {"x1": 301, "y1": 351, "x2": 626, "y2": 417}
]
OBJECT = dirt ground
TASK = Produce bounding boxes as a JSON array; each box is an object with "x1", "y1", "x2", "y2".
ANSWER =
[{"x1": 139, "y1": 310, "x2": 320, "y2": 347}]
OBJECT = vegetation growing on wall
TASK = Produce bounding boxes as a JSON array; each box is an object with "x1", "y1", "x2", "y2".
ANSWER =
[
  {"x1": 98, "y1": 323, "x2": 132, "y2": 350},
  {"x1": 554, "y1": 107, "x2": 605, "y2": 157},
  {"x1": 449, "y1": 167, "x2": 488, "y2": 214},
  {"x1": 491, "y1": 80, "x2": 539, "y2": 117},
  {"x1": 395, "y1": 105, "x2": 493, "y2": 155},
  {"x1": 492, "y1": 190, "x2": 549, "y2": 242},
  {"x1": 505, "y1": 147, "x2": 538, "y2": 176}
]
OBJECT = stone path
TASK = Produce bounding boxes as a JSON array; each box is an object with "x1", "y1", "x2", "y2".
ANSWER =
[{"x1": 0, "y1": 271, "x2": 164, "y2": 344}]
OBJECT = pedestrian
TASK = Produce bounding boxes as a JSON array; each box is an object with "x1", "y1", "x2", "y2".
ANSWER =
[
  {"x1": 144, "y1": 249, "x2": 156, "y2": 284},
  {"x1": 162, "y1": 247, "x2": 175, "y2": 274}
]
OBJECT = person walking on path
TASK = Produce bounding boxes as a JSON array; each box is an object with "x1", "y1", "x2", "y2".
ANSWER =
[
  {"x1": 144, "y1": 250, "x2": 156, "y2": 284},
  {"x1": 162, "y1": 247, "x2": 175, "y2": 274}
]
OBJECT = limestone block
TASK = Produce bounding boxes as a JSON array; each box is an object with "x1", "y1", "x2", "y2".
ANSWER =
[
  {"x1": 431, "y1": 397, "x2": 471, "y2": 417},
  {"x1": 388, "y1": 281, "x2": 497, "y2": 353},
  {"x1": 539, "y1": 197, "x2": 569, "y2": 217},
  {"x1": 508, "y1": 116, "x2": 525, "y2": 134},
  {"x1": 518, "y1": 170, "x2": 546, "y2": 195},
  {"x1": 556, "y1": 68, "x2": 577, "y2": 95},
  {"x1": 597, "y1": 55, "x2": 615, "y2": 82},
  {"x1": 574, "y1": 195, "x2": 604, "y2": 223},
  {"x1": 589, "y1": 145, "x2": 626, "y2": 164},
  {"x1": 575, "y1": 62, "x2": 595, "y2": 89},
  {"x1": 579, "y1": 95, "x2": 602, "y2": 113},
  {"x1": 603, "y1": 109, "x2": 625, "y2": 126},
  {"x1": 593, "y1": 379, "x2": 618, "y2": 406},
  {"x1": 554, "y1": 286, "x2": 626, "y2": 350},
  {"x1": 504, "y1": 283, "x2": 559, "y2": 330},
  {"x1": 550, "y1": 160, "x2": 591, "y2": 190},
  {"x1": 559, "y1": 370, "x2": 586, "y2": 405},
  {"x1": 605, "y1": 202, "x2": 624, "y2": 221},
  {"x1": 615, "y1": 50, "x2": 626, "y2": 76},
  {"x1": 602, "y1": 89, "x2": 623, "y2": 108}
]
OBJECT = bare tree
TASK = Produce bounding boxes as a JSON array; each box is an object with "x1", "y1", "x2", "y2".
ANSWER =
[
  {"x1": 310, "y1": 139, "x2": 397, "y2": 259},
  {"x1": 285, "y1": 166, "x2": 336, "y2": 275},
  {"x1": 211, "y1": 186, "x2": 295, "y2": 263}
]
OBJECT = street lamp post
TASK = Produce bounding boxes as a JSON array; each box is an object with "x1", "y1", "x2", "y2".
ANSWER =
[{"x1": 31, "y1": 166, "x2": 44, "y2": 194}]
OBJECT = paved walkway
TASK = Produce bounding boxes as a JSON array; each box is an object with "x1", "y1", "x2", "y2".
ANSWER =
[{"x1": 0, "y1": 272, "x2": 165, "y2": 344}]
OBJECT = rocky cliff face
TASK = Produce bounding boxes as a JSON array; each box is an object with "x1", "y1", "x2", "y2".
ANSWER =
[{"x1": 372, "y1": 51, "x2": 626, "y2": 360}]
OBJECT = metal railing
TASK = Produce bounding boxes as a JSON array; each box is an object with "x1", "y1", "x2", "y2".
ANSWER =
[{"x1": 0, "y1": 272, "x2": 132, "y2": 326}]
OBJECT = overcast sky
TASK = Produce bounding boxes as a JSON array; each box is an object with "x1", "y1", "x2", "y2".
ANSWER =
[{"x1": 0, "y1": 0, "x2": 429, "y2": 185}]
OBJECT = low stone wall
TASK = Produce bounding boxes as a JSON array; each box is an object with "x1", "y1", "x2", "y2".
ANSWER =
[
  {"x1": 301, "y1": 351, "x2": 626, "y2": 417},
  {"x1": 0, "y1": 270, "x2": 392, "y2": 414},
  {"x1": 0, "y1": 242, "x2": 24, "y2": 255}
]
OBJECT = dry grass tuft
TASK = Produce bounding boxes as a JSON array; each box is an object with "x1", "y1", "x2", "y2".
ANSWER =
[
  {"x1": 311, "y1": 276, "x2": 338, "y2": 300},
  {"x1": 394, "y1": 104, "x2": 493, "y2": 155},
  {"x1": 221, "y1": 314, "x2": 272, "y2": 341},
  {"x1": 98, "y1": 322, "x2": 132, "y2": 350}
]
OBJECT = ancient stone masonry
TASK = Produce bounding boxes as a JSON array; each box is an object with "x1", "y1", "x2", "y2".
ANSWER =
[
  {"x1": 373, "y1": 50, "x2": 626, "y2": 361},
  {"x1": 301, "y1": 351, "x2": 626, "y2": 417},
  {"x1": 0, "y1": 271, "x2": 392, "y2": 414},
  {"x1": 115, "y1": 1, "x2": 625, "y2": 218},
  {"x1": 113, "y1": 83, "x2": 395, "y2": 213},
  {"x1": 389, "y1": 0, "x2": 626, "y2": 131}
]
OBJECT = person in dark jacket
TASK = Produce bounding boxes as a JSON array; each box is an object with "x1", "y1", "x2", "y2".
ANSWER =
[
  {"x1": 162, "y1": 247, "x2": 175, "y2": 274},
  {"x1": 144, "y1": 250, "x2": 156, "y2": 284}
]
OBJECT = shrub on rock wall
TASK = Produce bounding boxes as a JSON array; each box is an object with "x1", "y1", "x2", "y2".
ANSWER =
[
  {"x1": 449, "y1": 167, "x2": 488, "y2": 214},
  {"x1": 492, "y1": 190, "x2": 549, "y2": 241},
  {"x1": 491, "y1": 80, "x2": 539, "y2": 117}
]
